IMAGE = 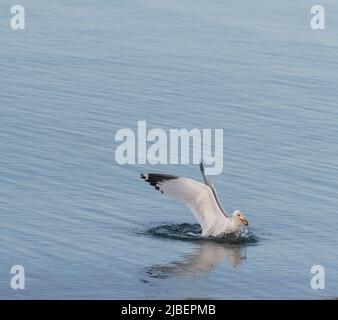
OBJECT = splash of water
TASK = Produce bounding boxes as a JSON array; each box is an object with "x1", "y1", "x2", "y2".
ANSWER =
[{"x1": 147, "y1": 223, "x2": 258, "y2": 244}]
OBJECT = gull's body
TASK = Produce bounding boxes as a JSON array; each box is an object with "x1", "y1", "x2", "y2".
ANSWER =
[{"x1": 141, "y1": 163, "x2": 249, "y2": 238}]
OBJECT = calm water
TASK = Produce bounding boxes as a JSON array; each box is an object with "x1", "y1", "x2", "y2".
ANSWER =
[{"x1": 1, "y1": 0, "x2": 338, "y2": 299}]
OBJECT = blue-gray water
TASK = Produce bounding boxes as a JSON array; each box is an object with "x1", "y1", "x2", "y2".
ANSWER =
[{"x1": 1, "y1": 0, "x2": 338, "y2": 299}]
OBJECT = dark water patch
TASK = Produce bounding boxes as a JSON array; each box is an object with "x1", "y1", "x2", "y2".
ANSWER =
[{"x1": 147, "y1": 223, "x2": 258, "y2": 244}]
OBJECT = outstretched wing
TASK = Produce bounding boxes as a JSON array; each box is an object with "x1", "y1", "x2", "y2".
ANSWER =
[
  {"x1": 199, "y1": 162, "x2": 228, "y2": 217},
  {"x1": 141, "y1": 173, "x2": 228, "y2": 237}
]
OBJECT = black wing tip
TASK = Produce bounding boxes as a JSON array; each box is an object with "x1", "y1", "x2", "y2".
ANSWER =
[
  {"x1": 140, "y1": 173, "x2": 178, "y2": 193},
  {"x1": 200, "y1": 161, "x2": 204, "y2": 172}
]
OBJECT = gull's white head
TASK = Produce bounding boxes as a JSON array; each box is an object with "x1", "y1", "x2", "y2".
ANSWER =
[{"x1": 232, "y1": 210, "x2": 249, "y2": 226}]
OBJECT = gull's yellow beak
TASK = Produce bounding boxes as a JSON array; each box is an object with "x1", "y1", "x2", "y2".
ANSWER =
[{"x1": 240, "y1": 218, "x2": 249, "y2": 226}]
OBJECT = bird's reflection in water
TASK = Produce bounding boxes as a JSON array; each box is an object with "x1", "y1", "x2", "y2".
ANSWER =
[{"x1": 146, "y1": 242, "x2": 247, "y2": 279}]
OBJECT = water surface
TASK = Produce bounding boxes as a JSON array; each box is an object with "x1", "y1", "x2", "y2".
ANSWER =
[{"x1": 1, "y1": 0, "x2": 338, "y2": 299}]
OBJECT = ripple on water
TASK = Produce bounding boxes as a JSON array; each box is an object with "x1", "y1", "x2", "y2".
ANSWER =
[{"x1": 147, "y1": 223, "x2": 258, "y2": 244}]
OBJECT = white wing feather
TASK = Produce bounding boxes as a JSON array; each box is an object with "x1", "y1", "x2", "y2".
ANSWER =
[{"x1": 141, "y1": 174, "x2": 229, "y2": 237}]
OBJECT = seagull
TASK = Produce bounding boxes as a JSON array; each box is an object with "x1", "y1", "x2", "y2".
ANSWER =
[{"x1": 141, "y1": 162, "x2": 249, "y2": 238}]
